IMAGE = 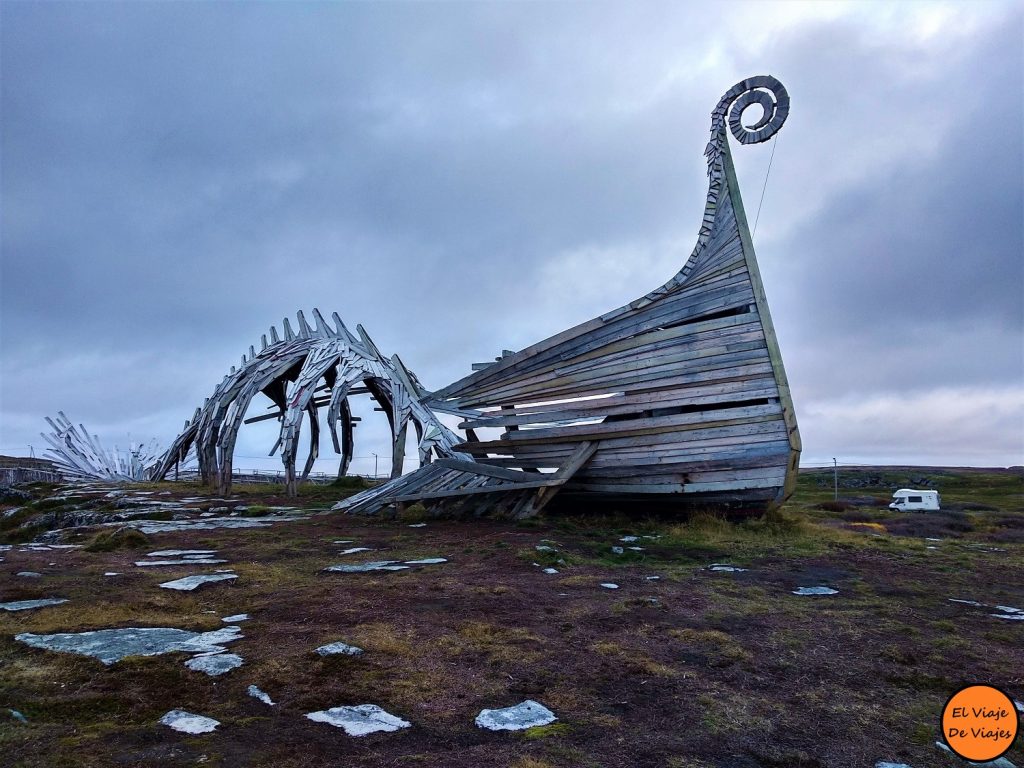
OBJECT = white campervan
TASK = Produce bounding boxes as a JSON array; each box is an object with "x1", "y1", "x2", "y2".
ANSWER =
[{"x1": 889, "y1": 489, "x2": 941, "y2": 512}]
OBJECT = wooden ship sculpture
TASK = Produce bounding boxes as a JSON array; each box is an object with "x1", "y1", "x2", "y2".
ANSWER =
[
  {"x1": 336, "y1": 75, "x2": 801, "y2": 517},
  {"x1": 44, "y1": 76, "x2": 800, "y2": 518}
]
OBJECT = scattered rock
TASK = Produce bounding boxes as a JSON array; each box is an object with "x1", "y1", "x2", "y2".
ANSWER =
[
  {"x1": 305, "y1": 704, "x2": 411, "y2": 736},
  {"x1": 338, "y1": 547, "x2": 374, "y2": 555},
  {"x1": 600, "y1": 583, "x2": 619, "y2": 590},
  {"x1": 127, "y1": 517, "x2": 281, "y2": 534},
  {"x1": 316, "y1": 641, "x2": 364, "y2": 657},
  {"x1": 160, "y1": 709, "x2": 220, "y2": 734},
  {"x1": 248, "y1": 685, "x2": 275, "y2": 706},
  {"x1": 15, "y1": 626, "x2": 243, "y2": 664},
  {"x1": 6, "y1": 709, "x2": 28, "y2": 724},
  {"x1": 708, "y1": 564, "x2": 748, "y2": 573},
  {"x1": 875, "y1": 762, "x2": 912, "y2": 768},
  {"x1": 104, "y1": 572, "x2": 120, "y2": 576},
  {"x1": 408, "y1": 523, "x2": 427, "y2": 528},
  {"x1": 535, "y1": 545, "x2": 556, "y2": 553},
  {"x1": 619, "y1": 536, "x2": 639, "y2": 543},
  {"x1": 136, "y1": 559, "x2": 228, "y2": 567},
  {"x1": 148, "y1": 550, "x2": 218, "y2": 557},
  {"x1": 627, "y1": 546, "x2": 644, "y2": 551},
  {"x1": 950, "y1": 599, "x2": 1024, "y2": 620},
  {"x1": 16, "y1": 571, "x2": 42, "y2": 578},
  {"x1": 792, "y1": 586, "x2": 838, "y2": 596},
  {"x1": 542, "y1": 568, "x2": 558, "y2": 575},
  {"x1": 325, "y1": 558, "x2": 447, "y2": 573},
  {"x1": 610, "y1": 546, "x2": 624, "y2": 555},
  {"x1": 935, "y1": 740, "x2": 1017, "y2": 767},
  {"x1": 475, "y1": 700, "x2": 557, "y2": 731},
  {"x1": 221, "y1": 614, "x2": 249, "y2": 623},
  {"x1": 325, "y1": 561, "x2": 410, "y2": 573},
  {"x1": 991, "y1": 608, "x2": 1024, "y2": 621},
  {"x1": 645, "y1": 575, "x2": 660, "y2": 581},
  {"x1": 185, "y1": 652, "x2": 243, "y2": 676},
  {"x1": 160, "y1": 574, "x2": 237, "y2": 591},
  {"x1": 0, "y1": 598, "x2": 68, "y2": 612}
]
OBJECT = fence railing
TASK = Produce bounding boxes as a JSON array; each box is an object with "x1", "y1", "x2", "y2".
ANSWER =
[
  {"x1": 1, "y1": 464, "x2": 377, "y2": 487},
  {"x1": 169, "y1": 468, "x2": 375, "y2": 486},
  {"x1": 0, "y1": 467, "x2": 64, "y2": 485}
]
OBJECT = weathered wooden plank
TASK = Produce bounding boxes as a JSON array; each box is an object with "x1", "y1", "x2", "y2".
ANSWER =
[
  {"x1": 459, "y1": 383, "x2": 779, "y2": 429},
  {"x1": 432, "y1": 457, "x2": 543, "y2": 483}
]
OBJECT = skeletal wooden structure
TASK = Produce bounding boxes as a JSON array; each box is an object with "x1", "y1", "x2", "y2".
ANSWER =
[
  {"x1": 55, "y1": 76, "x2": 800, "y2": 516},
  {"x1": 150, "y1": 310, "x2": 465, "y2": 496},
  {"x1": 41, "y1": 412, "x2": 164, "y2": 482},
  {"x1": 337, "y1": 75, "x2": 801, "y2": 516}
]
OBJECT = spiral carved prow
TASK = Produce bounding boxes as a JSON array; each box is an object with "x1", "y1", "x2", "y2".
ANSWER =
[{"x1": 705, "y1": 75, "x2": 789, "y2": 169}]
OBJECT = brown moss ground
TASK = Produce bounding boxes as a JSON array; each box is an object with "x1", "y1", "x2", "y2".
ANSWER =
[{"x1": 0, "y1": 469, "x2": 1021, "y2": 767}]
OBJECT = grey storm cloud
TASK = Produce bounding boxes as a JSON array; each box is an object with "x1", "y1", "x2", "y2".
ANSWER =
[{"x1": 1, "y1": 1, "x2": 1021, "y2": 471}]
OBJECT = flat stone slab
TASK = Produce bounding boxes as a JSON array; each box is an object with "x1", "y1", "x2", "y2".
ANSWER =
[
  {"x1": 136, "y1": 559, "x2": 228, "y2": 567},
  {"x1": 992, "y1": 605, "x2": 1024, "y2": 620},
  {"x1": 148, "y1": 550, "x2": 218, "y2": 557},
  {"x1": 408, "y1": 523, "x2": 427, "y2": 528},
  {"x1": 325, "y1": 561, "x2": 410, "y2": 573},
  {"x1": 316, "y1": 641, "x2": 364, "y2": 657},
  {"x1": 185, "y1": 652, "x2": 243, "y2": 676},
  {"x1": 221, "y1": 614, "x2": 249, "y2": 623},
  {"x1": 16, "y1": 571, "x2": 42, "y2": 578},
  {"x1": 600, "y1": 583, "x2": 619, "y2": 590},
  {"x1": 949, "y1": 598, "x2": 1024, "y2": 620},
  {"x1": 160, "y1": 709, "x2": 220, "y2": 734},
  {"x1": 325, "y1": 557, "x2": 448, "y2": 573},
  {"x1": 542, "y1": 568, "x2": 559, "y2": 575},
  {"x1": 160, "y1": 573, "x2": 237, "y2": 591},
  {"x1": 620, "y1": 536, "x2": 639, "y2": 542},
  {"x1": 793, "y1": 586, "x2": 838, "y2": 596},
  {"x1": 708, "y1": 564, "x2": 748, "y2": 572},
  {"x1": 475, "y1": 700, "x2": 557, "y2": 731},
  {"x1": 0, "y1": 598, "x2": 68, "y2": 612},
  {"x1": 248, "y1": 685, "x2": 275, "y2": 706},
  {"x1": 15, "y1": 626, "x2": 242, "y2": 665},
  {"x1": 305, "y1": 704, "x2": 411, "y2": 736},
  {"x1": 936, "y1": 740, "x2": 1018, "y2": 767},
  {"x1": 127, "y1": 517, "x2": 278, "y2": 534},
  {"x1": 338, "y1": 547, "x2": 374, "y2": 555}
]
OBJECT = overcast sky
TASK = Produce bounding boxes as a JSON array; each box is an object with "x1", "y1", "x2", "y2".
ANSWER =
[{"x1": 2, "y1": 0, "x2": 1021, "y2": 476}]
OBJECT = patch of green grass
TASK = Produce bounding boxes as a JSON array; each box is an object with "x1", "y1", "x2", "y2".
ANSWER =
[
  {"x1": 521, "y1": 722, "x2": 571, "y2": 739},
  {"x1": 84, "y1": 527, "x2": 150, "y2": 552},
  {"x1": 399, "y1": 502, "x2": 428, "y2": 523}
]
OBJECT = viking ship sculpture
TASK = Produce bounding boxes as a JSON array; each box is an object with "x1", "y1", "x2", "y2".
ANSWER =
[{"x1": 43, "y1": 76, "x2": 800, "y2": 517}]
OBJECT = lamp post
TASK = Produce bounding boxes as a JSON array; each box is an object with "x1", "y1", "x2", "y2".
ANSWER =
[
  {"x1": 833, "y1": 457, "x2": 838, "y2": 501},
  {"x1": 372, "y1": 453, "x2": 379, "y2": 478}
]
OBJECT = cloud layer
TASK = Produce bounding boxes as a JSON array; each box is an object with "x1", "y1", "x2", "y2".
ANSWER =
[{"x1": 2, "y1": 1, "x2": 1021, "y2": 473}]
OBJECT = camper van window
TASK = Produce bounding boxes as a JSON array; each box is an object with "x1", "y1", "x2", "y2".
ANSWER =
[{"x1": 908, "y1": 496, "x2": 922, "y2": 503}]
